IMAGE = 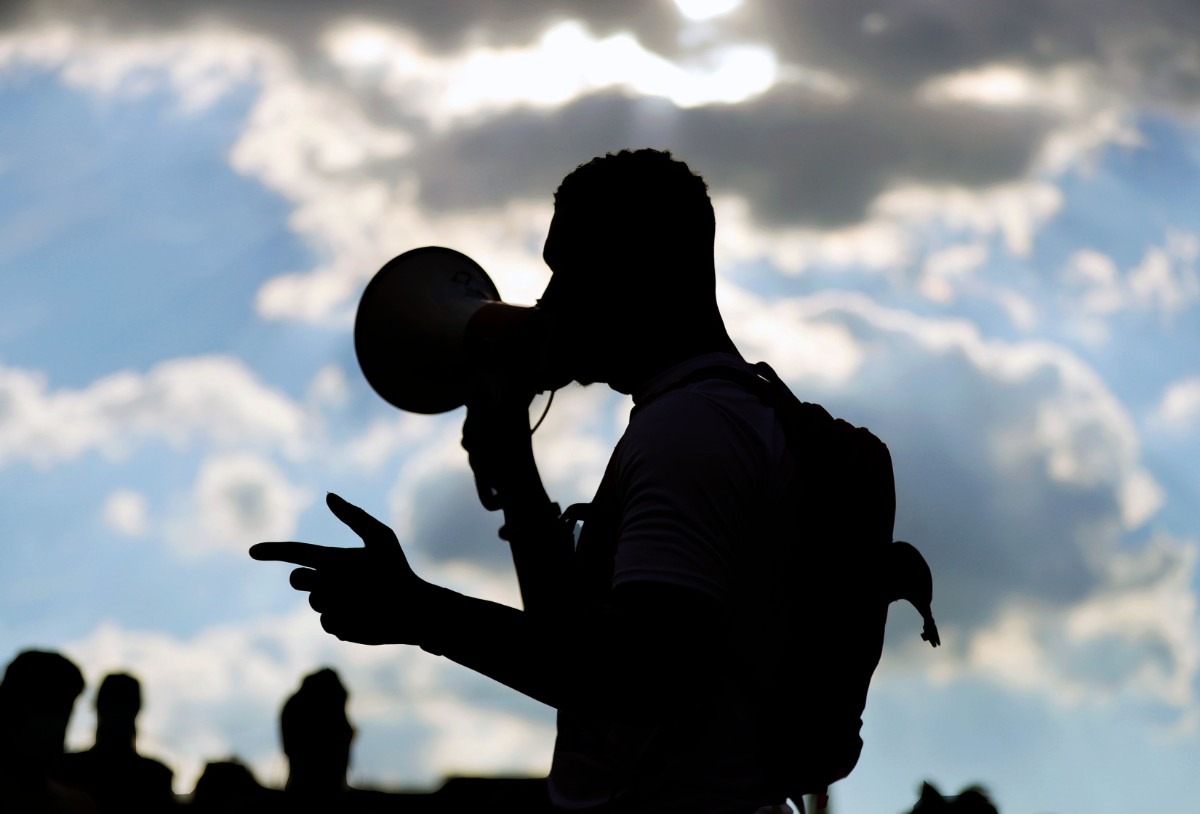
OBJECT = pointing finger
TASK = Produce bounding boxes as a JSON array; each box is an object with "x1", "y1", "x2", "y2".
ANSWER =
[
  {"x1": 326, "y1": 493, "x2": 399, "y2": 551},
  {"x1": 249, "y1": 542, "x2": 348, "y2": 569}
]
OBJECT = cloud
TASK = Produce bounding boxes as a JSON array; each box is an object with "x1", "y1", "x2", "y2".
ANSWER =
[
  {"x1": 171, "y1": 452, "x2": 312, "y2": 557},
  {"x1": 1063, "y1": 232, "x2": 1200, "y2": 326},
  {"x1": 101, "y1": 488, "x2": 150, "y2": 537},
  {"x1": 964, "y1": 532, "x2": 1198, "y2": 710},
  {"x1": 410, "y1": 86, "x2": 1057, "y2": 229},
  {"x1": 0, "y1": 356, "x2": 310, "y2": 470},
  {"x1": 324, "y1": 19, "x2": 779, "y2": 119},
  {"x1": 728, "y1": 0, "x2": 1200, "y2": 105},
  {"x1": 0, "y1": 0, "x2": 1134, "y2": 329},
  {"x1": 1154, "y1": 376, "x2": 1200, "y2": 435},
  {"x1": 918, "y1": 243, "x2": 991, "y2": 302}
]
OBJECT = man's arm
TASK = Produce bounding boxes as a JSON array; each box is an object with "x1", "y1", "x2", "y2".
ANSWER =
[
  {"x1": 251, "y1": 493, "x2": 724, "y2": 721},
  {"x1": 423, "y1": 578, "x2": 725, "y2": 720}
]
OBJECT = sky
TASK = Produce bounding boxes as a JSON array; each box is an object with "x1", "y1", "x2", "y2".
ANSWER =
[{"x1": 1, "y1": 0, "x2": 1199, "y2": 810}]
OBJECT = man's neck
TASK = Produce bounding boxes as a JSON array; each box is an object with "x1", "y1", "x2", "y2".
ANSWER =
[
  {"x1": 94, "y1": 727, "x2": 136, "y2": 753},
  {"x1": 612, "y1": 331, "x2": 740, "y2": 396}
]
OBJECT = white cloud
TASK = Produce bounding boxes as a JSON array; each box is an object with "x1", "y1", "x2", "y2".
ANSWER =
[
  {"x1": 964, "y1": 533, "x2": 1198, "y2": 712},
  {"x1": 102, "y1": 489, "x2": 150, "y2": 537},
  {"x1": 713, "y1": 193, "x2": 912, "y2": 275},
  {"x1": 341, "y1": 413, "x2": 431, "y2": 474},
  {"x1": 718, "y1": 283, "x2": 867, "y2": 387},
  {"x1": 173, "y1": 452, "x2": 312, "y2": 556},
  {"x1": 1064, "y1": 232, "x2": 1200, "y2": 325},
  {"x1": 875, "y1": 180, "x2": 1064, "y2": 259},
  {"x1": 323, "y1": 19, "x2": 779, "y2": 123},
  {"x1": 306, "y1": 364, "x2": 350, "y2": 407},
  {"x1": 1155, "y1": 376, "x2": 1200, "y2": 435},
  {"x1": 674, "y1": 0, "x2": 744, "y2": 24},
  {"x1": 0, "y1": 356, "x2": 310, "y2": 470},
  {"x1": 918, "y1": 243, "x2": 990, "y2": 303},
  {"x1": 1127, "y1": 232, "x2": 1200, "y2": 321}
]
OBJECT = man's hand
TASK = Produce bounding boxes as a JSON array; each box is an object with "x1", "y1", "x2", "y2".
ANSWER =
[
  {"x1": 249, "y1": 492, "x2": 430, "y2": 645},
  {"x1": 462, "y1": 376, "x2": 548, "y2": 512}
]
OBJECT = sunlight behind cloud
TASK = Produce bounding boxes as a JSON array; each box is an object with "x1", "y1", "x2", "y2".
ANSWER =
[
  {"x1": 673, "y1": 0, "x2": 743, "y2": 23},
  {"x1": 325, "y1": 20, "x2": 777, "y2": 118},
  {"x1": 919, "y1": 63, "x2": 1092, "y2": 111}
]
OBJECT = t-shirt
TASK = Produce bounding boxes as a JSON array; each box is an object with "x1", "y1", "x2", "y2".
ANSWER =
[{"x1": 548, "y1": 353, "x2": 797, "y2": 813}]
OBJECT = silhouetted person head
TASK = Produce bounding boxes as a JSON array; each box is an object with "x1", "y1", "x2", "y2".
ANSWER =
[
  {"x1": 539, "y1": 148, "x2": 735, "y2": 393},
  {"x1": 279, "y1": 668, "x2": 354, "y2": 794},
  {"x1": 0, "y1": 649, "x2": 85, "y2": 770},
  {"x1": 191, "y1": 759, "x2": 265, "y2": 813},
  {"x1": 93, "y1": 673, "x2": 141, "y2": 750},
  {"x1": 952, "y1": 785, "x2": 999, "y2": 813},
  {"x1": 909, "y1": 781, "x2": 1000, "y2": 813}
]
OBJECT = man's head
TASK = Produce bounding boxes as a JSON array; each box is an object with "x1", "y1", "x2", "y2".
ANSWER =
[
  {"x1": 95, "y1": 672, "x2": 141, "y2": 740},
  {"x1": 279, "y1": 668, "x2": 354, "y2": 790},
  {"x1": 539, "y1": 149, "x2": 726, "y2": 391},
  {"x1": 0, "y1": 649, "x2": 85, "y2": 766}
]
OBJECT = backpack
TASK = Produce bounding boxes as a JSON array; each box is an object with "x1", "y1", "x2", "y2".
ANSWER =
[{"x1": 633, "y1": 360, "x2": 940, "y2": 805}]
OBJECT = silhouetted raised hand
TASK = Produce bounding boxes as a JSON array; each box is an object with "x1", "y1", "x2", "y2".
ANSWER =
[{"x1": 250, "y1": 493, "x2": 433, "y2": 645}]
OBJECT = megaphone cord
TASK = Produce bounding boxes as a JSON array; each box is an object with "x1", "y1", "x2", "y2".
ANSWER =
[{"x1": 530, "y1": 389, "x2": 556, "y2": 435}]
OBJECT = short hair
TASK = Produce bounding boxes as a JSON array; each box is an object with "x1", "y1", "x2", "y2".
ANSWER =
[
  {"x1": 280, "y1": 668, "x2": 350, "y2": 754},
  {"x1": 96, "y1": 673, "x2": 141, "y2": 716},
  {"x1": 553, "y1": 149, "x2": 716, "y2": 257}
]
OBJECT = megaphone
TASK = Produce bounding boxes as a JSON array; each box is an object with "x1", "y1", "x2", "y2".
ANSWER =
[{"x1": 354, "y1": 246, "x2": 556, "y2": 414}]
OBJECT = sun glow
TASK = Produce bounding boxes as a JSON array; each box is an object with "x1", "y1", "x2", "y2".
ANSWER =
[
  {"x1": 325, "y1": 19, "x2": 777, "y2": 119},
  {"x1": 674, "y1": 0, "x2": 743, "y2": 22}
]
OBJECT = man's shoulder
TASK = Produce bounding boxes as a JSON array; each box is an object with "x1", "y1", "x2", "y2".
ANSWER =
[
  {"x1": 623, "y1": 384, "x2": 740, "y2": 452},
  {"x1": 628, "y1": 373, "x2": 778, "y2": 449}
]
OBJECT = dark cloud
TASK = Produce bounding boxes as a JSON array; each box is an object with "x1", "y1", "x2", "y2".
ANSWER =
[
  {"x1": 412, "y1": 87, "x2": 1055, "y2": 228},
  {"x1": 733, "y1": 0, "x2": 1200, "y2": 99},
  {"x1": 14, "y1": 0, "x2": 679, "y2": 59}
]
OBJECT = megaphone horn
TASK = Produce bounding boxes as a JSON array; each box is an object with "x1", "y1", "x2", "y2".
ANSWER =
[{"x1": 354, "y1": 246, "x2": 546, "y2": 414}]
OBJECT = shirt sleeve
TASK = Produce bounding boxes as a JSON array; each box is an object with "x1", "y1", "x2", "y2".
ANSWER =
[{"x1": 611, "y1": 387, "x2": 769, "y2": 607}]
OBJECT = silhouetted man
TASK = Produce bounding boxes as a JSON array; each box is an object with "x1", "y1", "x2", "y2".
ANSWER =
[
  {"x1": 253, "y1": 149, "x2": 795, "y2": 813},
  {"x1": 264, "y1": 667, "x2": 396, "y2": 812},
  {"x1": 58, "y1": 672, "x2": 176, "y2": 812},
  {"x1": 0, "y1": 649, "x2": 97, "y2": 813}
]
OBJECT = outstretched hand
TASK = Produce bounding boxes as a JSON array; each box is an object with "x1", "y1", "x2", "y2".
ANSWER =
[{"x1": 249, "y1": 493, "x2": 430, "y2": 645}]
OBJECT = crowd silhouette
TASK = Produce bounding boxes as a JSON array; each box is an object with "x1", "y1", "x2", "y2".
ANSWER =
[
  {"x1": 0, "y1": 647, "x2": 1003, "y2": 813},
  {"x1": 0, "y1": 648, "x2": 550, "y2": 812}
]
